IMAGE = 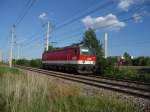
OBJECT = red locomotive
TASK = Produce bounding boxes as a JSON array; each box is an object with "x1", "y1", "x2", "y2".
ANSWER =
[{"x1": 42, "y1": 45, "x2": 96, "y2": 73}]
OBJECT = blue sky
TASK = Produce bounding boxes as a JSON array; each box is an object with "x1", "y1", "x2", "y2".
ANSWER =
[{"x1": 0, "y1": 0, "x2": 150, "y2": 60}]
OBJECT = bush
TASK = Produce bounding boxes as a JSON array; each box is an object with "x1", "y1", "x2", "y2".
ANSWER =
[
  {"x1": 29, "y1": 59, "x2": 42, "y2": 68},
  {"x1": 14, "y1": 59, "x2": 42, "y2": 68},
  {"x1": 14, "y1": 59, "x2": 30, "y2": 66},
  {"x1": 103, "y1": 67, "x2": 150, "y2": 83},
  {"x1": 96, "y1": 58, "x2": 113, "y2": 75}
]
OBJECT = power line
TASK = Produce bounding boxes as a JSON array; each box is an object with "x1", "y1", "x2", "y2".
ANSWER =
[
  {"x1": 18, "y1": 0, "x2": 112, "y2": 46},
  {"x1": 51, "y1": 5, "x2": 143, "y2": 41},
  {"x1": 27, "y1": 11, "x2": 145, "y2": 47},
  {"x1": 18, "y1": 1, "x2": 114, "y2": 47},
  {"x1": 55, "y1": 0, "x2": 114, "y2": 31},
  {"x1": 15, "y1": 0, "x2": 37, "y2": 26},
  {"x1": 19, "y1": 2, "x2": 147, "y2": 49},
  {"x1": 15, "y1": 0, "x2": 32, "y2": 24},
  {"x1": 18, "y1": 30, "x2": 45, "y2": 45}
]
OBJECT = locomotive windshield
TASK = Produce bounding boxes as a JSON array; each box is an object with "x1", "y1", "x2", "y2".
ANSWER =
[{"x1": 80, "y1": 47, "x2": 95, "y2": 56}]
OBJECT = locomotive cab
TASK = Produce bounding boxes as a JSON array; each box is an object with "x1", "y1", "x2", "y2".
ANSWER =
[{"x1": 77, "y1": 46, "x2": 96, "y2": 73}]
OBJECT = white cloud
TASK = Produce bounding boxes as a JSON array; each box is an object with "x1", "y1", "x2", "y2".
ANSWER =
[
  {"x1": 82, "y1": 14, "x2": 126, "y2": 31},
  {"x1": 117, "y1": 0, "x2": 144, "y2": 11},
  {"x1": 39, "y1": 12, "x2": 48, "y2": 20},
  {"x1": 133, "y1": 13, "x2": 142, "y2": 23},
  {"x1": 133, "y1": 11, "x2": 150, "y2": 23}
]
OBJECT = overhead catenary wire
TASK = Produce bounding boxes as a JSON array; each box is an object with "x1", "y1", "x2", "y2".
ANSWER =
[
  {"x1": 17, "y1": 1, "x2": 149, "y2": 58},
  {"x1": 21, "y1": 7, "x2": 148, "y2": 49},
  {"x1": 18, "y1": 0, "x2": 114, "y2": 46},
  {"x1": 55, "y1": 0, "x2": 114, "y2": 31},
  {"x1": 22, "y1": 0, "x2": 141, "y2": 43},
  {"x1": 15, "y1": 0, "x2": 32, "y2": 24},
  {"x1": 18, "y1": 0, "x2": 114, "y2": 48},
  {"x1": 53, "y1": 8, "x2": 147, "y2": 43},
  {"x1": 37, "y1": 11, "x2": 150, "y2": 46},
  {"x1": 15, "y1": 0, "x2": 37, "y2": 26}
]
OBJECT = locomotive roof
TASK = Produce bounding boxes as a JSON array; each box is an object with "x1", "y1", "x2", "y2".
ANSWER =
[
  {"x1": 44, "y1": 42, "x2": 86, "y2": 53},
  {"x1": 44, "y1": 46, "x2": 78, "y2": 53}
]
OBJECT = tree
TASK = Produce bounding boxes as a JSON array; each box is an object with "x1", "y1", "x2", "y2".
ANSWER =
[
  {"x1": 30, "y1": 59, "x2": 42, "y2": 68},
  {"x1": 138, "y1": 56, "x2": 147, "y2": 66},
  {"x1": 123, "y1": 52, "x2": 132, "y2": 65},
  {"x1": 83, "y1": 28, "x2": 111, "y2": 74},
  {"x1": 83, "y1": 28, "x2": 103, "y2": 59},
  {"x1": 146, "y1": 57, "x2": 150, "y2": 66}
]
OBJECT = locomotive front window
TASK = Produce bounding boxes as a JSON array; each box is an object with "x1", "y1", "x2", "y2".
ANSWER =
[{"x1": 80, "y1": 47, "x2": 95, "y2": 56}]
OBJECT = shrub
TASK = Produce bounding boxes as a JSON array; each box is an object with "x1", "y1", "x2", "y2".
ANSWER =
[
  {"x1": 29, "y1": 59, "x2": 42, "y2": 68},
  {"x1": 14, "y1": 59, "x2": 30, "y2": 66}
]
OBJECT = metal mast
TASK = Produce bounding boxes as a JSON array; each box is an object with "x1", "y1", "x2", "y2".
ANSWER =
[
  {"x1": 9, "y1": 25, "x2": 15, "y2": 68},
  {"x1": 46, "y1": 21, "x2": 50, "y2": 51},
  {"x1": 104, "y1": 32, "x2": 108, "y2": 58}
]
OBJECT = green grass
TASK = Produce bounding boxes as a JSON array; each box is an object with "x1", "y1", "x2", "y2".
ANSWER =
[
  {"x1": 50, "y1": 96, "x2": 138, "y2": 112},
  {"x1": 104, "y1": 67, "x2": 150, "y2": 83},
  {"x1": 0, "y1": 66, "x2": 140, "y2": 112},
  {"x1": 0, "y1": 66, "x2": 20, "y2": 76}
]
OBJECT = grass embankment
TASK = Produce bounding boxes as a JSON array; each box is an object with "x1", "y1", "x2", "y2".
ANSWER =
[
  {"x1": 104, "y1": 67, "x2": 150, "y2": 83},
  {"x1": 0, "y1": 66, "x2": 140, "y2": 112}
]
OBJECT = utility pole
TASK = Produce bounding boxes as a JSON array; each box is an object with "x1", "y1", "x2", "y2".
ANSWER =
[
  {"x1": 9, "y1": 25, "x2": 15, "y2": 68},
  {"x1": 104, "y1": 32, "x2": 108, "y2": 58},
  {"x1": 46, "y1": 21, "x2": 50, "y2": 51}
]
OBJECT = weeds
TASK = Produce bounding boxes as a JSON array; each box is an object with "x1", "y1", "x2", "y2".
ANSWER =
[
  {"x1": 0, "y1": 66, "x2": 140, "y2": 112},
  {"x1": 0, "y1": 66, "x2": 20, "y2": 76},
  {"x1": 103, "y1": 67, "x2": 150, "y2": 83}
]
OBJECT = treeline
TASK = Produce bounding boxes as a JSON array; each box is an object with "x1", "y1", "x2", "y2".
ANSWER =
[
  {"x1": 13, "y1": 59, "x2": 42, "y2": 68},
  {"x1": 132, "y1": 56, "x2": 150, "y2": 66},
  {"x1": 108, "y1": 52, "x2": 150, "y2": 66}
]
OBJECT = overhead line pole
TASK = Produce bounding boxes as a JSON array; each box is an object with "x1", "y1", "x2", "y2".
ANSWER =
[
  {"x1": 9, "y1": 25, "x2": 15, "y2": 68},
  {"x1": 104, "y1": 32, "x2": 108, "y2": 58},
  {"x1": 46, "y1": 21, "x2": 50, "y2": 51}
]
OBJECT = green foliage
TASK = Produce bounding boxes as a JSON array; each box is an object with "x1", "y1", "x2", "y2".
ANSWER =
[
  {"x1": 83, "y1": 28, "x2": 103, "y2": 58},
  {"x1": 146, "y1": 57, "x2": 150, "y2": 66},
  {"x1": 107, "y1": 53, "x2": 150, "y2": 67},
  {"x1": 123, "y1": 52, "x2": 132, "y2": 65},
  {"x1": 29, "y1": 59, "x2": 42, "y2": 68},
  {"x1": 51, "y1": 96, "x2": 137, "y2": 112},
  {"x1": 14, "y1": 59, "x2": 30, "y2": 66},
  {"x1": 107, "y1": 56, "x2": 118, "y2": 66},
  {"x1": 14, "y1": 59, "x2": 42, "y2": 68},
  {"x1": 0, "y1": 66, "x2": 20, "y2": 76},
  {"x1": 104, "y1": 67, "x2": 150, "y2": 83},
  {"x1": 132, "y1": 56, "x2": 150, "y2": 66}
]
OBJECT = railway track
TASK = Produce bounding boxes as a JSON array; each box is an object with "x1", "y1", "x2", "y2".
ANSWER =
[{"x1": 15, "y1": 65, "x2": 150, "y2": 100}]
